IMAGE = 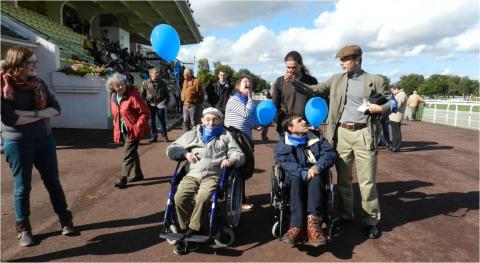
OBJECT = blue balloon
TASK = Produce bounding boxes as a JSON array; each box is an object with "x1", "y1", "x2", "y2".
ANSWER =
[
  {"x1": 305, "y1": 97, "x2": 328, "y2": 127},
  {"x1": 150, "y1": 24, "x2": 180, "y2": 62},
  {"x1": 256, "y1": 100, "x2": 277, "y2": 126}
]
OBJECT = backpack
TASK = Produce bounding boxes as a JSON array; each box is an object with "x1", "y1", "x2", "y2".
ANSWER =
[{"x1": 224, "y1": 125, "x2": 255, "y2": 180}]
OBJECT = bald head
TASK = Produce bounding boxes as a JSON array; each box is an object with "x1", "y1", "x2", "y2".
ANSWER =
[{"x1": 183, "y1": 68, "x2": 193, "y2": 81}]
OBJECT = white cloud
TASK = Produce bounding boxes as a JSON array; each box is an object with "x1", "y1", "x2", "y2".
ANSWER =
[
  {"x1": 440, "y1": 68, "x2": 454, "y2": 75},
  {"x1": 180, "y1": 0, "x2": 479, "y2": 81},
  {"x1": 435, "y1": 26, "x2": 480, "y2": 52},
  {"x1": 387, "y1": 69, "x2": 401, "y2": 80},
  {"x1": 190, "y1": 0, "x2": 299, "y2": 32}
]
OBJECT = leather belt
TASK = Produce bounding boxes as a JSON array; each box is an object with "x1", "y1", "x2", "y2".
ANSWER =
[{"x1": 340, "y1": 122, "x2": 367, "y2": 131}]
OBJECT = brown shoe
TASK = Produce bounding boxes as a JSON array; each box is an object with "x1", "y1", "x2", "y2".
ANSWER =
[
  {"x1": 306, "y1": 215, "x2": 327, "y2": 247},
  {"x1": 281, "y1": 227, "x2": 306, "y2": 244}
]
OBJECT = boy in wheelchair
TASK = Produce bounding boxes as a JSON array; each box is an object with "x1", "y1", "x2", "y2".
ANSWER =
[
  {"x1": 274, "y1": 113, "x2": 337, "y2": 246},
  {"x1": 166, "y1": 107, "x2": 245, "y2": 255}
]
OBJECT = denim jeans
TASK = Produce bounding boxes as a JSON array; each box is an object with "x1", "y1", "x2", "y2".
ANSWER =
[
  {"x1": 286, "y1": 174, "x2": 326, "y2": 228},
  {"x1": 3, "y1": 135, "x2": 70, "y2": 222},
  {"x1": 149, "y1": 106, "x2": 167, "y2": 139}
]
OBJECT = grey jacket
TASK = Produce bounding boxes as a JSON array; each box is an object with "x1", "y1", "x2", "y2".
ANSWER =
[
  {"x1": 293, "y1": 70, "x2": 392, "y2": 149},
  {"x1": 166, "y1": 125, "x2": 245, "y2": 179}
]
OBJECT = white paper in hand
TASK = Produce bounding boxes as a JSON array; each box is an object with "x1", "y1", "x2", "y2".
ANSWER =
[{"x1": 357, "y1": 98, "x2": 369, "y2": 112}]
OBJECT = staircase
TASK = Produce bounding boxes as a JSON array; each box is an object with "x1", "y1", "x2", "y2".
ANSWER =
[{"x1": 1, "y1": 3, "x2": 93, "y2": 64}]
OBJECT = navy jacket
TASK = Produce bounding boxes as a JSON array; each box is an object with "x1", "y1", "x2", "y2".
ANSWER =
[{"x1": 274, "y1": 130, "x2": 337, "y2": 182}]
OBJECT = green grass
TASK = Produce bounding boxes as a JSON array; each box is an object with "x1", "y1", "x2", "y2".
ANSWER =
[{"x1": 425, "y1": 104, "x2": 480, "y2": 112}]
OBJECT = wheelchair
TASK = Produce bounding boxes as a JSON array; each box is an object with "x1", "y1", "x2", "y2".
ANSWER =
[
  {"x1": 270, "y1": 163, "x2": 338, "y2": 243},
  {"x1": 159, "y1": 161, "x2": 244, "y2": 248}
]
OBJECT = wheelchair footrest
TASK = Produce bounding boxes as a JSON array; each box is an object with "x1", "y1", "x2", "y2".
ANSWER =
[
  {"x1": 159, "y1": 233, "x2": 184, "y2": 241},
  {"x1": 184, "y1": 234, "x2": 210, "y2": 243}
]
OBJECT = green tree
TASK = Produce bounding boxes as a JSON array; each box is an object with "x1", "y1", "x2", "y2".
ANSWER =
[
  {"x1": 212, "y1": 61, "x2": 235, "y2": 84},
  {"x1": 233, "y1": 69, "x2": 268, "y2": 93},
  {"x1": 399, "y1": 74, "x2": 425, "y2": 95},
  {"x1": 459, "y1": 77, "x2": 479, "y2": 97},
  {"x1": 196, "y1": 58, "x2": 214, "y2": 89},
  {"x1": 419, "y1": 74, "x2": 450, "y2": 97}
]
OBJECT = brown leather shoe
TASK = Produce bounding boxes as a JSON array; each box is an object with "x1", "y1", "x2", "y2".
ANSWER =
[
  {"x1": 306, "y1": 215, "x2": 327, "y2": 247},
  {"x1": 281, "y1": 227, "x2": 306, "y2": 244}
]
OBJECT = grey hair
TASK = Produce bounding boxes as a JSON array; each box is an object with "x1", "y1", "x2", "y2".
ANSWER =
[
  {"x1": 149, "y1": 67, "x2": 159, "y2": 74},
  {"x1": 106, "y1": 73, "x2": 126, "y2": 93}
]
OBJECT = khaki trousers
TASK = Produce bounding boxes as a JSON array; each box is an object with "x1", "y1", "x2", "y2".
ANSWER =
[
  {"x1": 335, "y1": 127, "x2": 381, "y2": 226},
  {"x1": 174, "y1": 175, "x2": 219, "y2": 231}
]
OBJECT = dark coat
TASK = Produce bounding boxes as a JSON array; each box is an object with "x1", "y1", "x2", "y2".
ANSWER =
[
  {"x1": 207, "y1": 81, "x2": 233, "y2": 113},
  {"x1": 274, "y1": 130, "x2": 337, "y2": 182}
]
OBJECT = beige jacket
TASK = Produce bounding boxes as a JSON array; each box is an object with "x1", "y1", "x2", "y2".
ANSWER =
[
  {"x1": 389, "y1": 89, "x2": 407, "y2": 122},
  {"x1": 293, "y1": 70, "x2": 392, "y2": 149},
  {"x1": 407, "y1": 94, "x2": 424, "y2": 108}
]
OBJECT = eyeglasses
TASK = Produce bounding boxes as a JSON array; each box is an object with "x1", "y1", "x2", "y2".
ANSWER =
[{"x1": 26, "y1": 60, "x2": 38, "y2": 67}]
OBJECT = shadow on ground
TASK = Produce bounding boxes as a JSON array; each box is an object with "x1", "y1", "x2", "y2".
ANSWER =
[
  {"x1": 10, "y1": 212, "x2": 165, "y2": 262},
  {"x1": 53, "y1": 128, "x2": 121, "y2": 150},
  {"x1": 399, "y1": 141, "x2": 454, "y2": 152},
  {"x1": 10, "y1": 180, "x2": 478, "y2": 261}
]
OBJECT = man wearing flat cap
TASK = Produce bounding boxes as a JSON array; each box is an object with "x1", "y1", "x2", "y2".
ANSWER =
[
  {"x1": 285, "y1": 44, "x2": 392, "y2": 239},
  {"x1": 166, "y1": 107, "x2": 245, "y2": 254}
]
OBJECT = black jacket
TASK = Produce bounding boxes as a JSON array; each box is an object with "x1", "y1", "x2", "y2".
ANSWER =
[{"x1": 207, "y1": 81, "x2": 233, "y2": 113}]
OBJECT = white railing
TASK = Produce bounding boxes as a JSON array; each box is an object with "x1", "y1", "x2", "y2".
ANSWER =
[{"x1": 421, "y1": 100, "x2": 480, "y2": 130}]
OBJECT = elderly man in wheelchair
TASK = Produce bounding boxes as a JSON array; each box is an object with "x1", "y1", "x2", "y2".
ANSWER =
[
  {"x1": 165, "y1": 107, "x2": 245, "y2": 255},
  {"x1": 274, "y1": 113, "x2": 337, "y2": 246}
]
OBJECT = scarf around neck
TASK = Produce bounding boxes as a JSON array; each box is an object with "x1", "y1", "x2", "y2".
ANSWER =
[
  {"x1": 234, "y1": 91, "x2": 248, "y2": 105},
  {"x1": 287, "y1": 133, "x2": 308, "y2": 147},
  {"x1": 201, "y1": 125, "x2": 224, "y2": 143},
  {"x1": 1, "y1": 71, "x2": 47, "y2": 109}
]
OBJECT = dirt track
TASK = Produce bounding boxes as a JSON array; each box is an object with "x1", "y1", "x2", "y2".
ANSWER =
[{"x1": 1, "y1": 121, "x2": 478, "y2": 262}]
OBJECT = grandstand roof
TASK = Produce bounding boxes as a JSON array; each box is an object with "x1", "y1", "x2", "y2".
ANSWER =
[{"x1": 67, "y1": 0, "x2": 202, "y2": 45}]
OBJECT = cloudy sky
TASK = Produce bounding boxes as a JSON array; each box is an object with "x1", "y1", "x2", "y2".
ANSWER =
[{"x1": 177, "y1": 0, "x2": 479, "y2": 83}]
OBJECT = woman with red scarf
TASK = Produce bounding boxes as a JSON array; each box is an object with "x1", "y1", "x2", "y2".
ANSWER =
[
  {"x1": 107, "y1": 73, "x2": 150, "y2": 189},
  {"x1": 1, "y1": 46, "x2": 76, "y2": 247}
]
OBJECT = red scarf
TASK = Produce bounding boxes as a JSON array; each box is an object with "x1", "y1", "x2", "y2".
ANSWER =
[{"x1": 1, "y1": 71, "x2": 47, "y2": 110}]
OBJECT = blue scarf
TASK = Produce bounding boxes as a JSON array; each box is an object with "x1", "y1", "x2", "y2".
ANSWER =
[
  {"x1": 234, "y1": 92, "x2": 248, "y2": 105},
  {"x1": 201, "y1": 125, "x2": 224, "y2": 143},
  {"x1": 287, "y1": 133, "x2": 307, "y2": 147}
]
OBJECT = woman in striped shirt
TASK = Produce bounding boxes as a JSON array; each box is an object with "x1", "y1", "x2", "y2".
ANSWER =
[{"x1": 224, "y1": 76, "x2": 258, "y2": 210}]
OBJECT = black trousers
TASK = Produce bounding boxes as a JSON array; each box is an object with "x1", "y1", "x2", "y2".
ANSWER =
[
  {"x1": 390, "y1": 121, "x2": 402, "y2": 150},
  {"x1": 286, "y1": 174, "x2": 326, "y2": 228}
]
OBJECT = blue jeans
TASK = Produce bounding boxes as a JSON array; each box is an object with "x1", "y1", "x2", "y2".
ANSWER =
[
  {"x1": 286, "y1": 174, "x2": 326, "y2": 228},
  {"x1": 3, "y1": 135, "x2": 70, "y2": 223},
  {"x1": 149, "y1": 106, "x2": 167, "y2": 139}
]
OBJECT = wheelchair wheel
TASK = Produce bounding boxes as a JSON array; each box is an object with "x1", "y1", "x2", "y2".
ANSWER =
[
  {"x1": 272, "y1": 220, "x2": 281, "y2": 238},
  {"x1": 270, "y1": 172, "x2": 277, "y2": 207},
  {"x1": 166, "y1": 224, "x2": 179, "y2": 245},
  {"x1": 226, "y1": 173, "x2": 243, "y2": 227},
  {"x1": 214, "y1": 227, "x2": 236, "y2": 248}
]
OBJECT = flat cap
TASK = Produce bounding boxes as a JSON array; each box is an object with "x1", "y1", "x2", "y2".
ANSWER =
[
  {"x1": 203, "y1": 107, "x2": 224, "y2": 119},
  {"x1": 336, "y1": 45, "x2": 362, "y2": 58}
]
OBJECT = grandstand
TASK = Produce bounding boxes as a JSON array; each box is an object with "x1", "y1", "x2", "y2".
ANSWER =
[{"x1": 0, "y1": 1, "x2": 202, "y2": 129}]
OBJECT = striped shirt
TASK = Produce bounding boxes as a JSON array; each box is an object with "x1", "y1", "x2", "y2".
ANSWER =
[{"x1": 224, "y1": 94, "x2": 258, "y2": 139}]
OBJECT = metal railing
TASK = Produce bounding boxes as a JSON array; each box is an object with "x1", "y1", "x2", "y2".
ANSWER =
[{"x1": 421, "y1": 100, "x2": 480, "y2": 130}]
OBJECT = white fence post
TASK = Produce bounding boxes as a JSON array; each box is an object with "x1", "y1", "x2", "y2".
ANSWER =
[
  {"x1": 445, "y1": 103, "x2": 449, "y2": 123},
  {"x1": 454, "y1": 104, "x2": 458, "y2": 127},
  {"x1": 468, "y1": 104, "x2": 473, "y2": 127}
]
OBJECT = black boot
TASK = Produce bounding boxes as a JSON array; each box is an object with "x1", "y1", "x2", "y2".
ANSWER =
[
  {"x1": 59, "y1": 210, "x2": 76, "y2": 236},
  {"x1": 15, "y1": 220, "x2": 34, "y2": 247},
  {"x1": 114, "y1": 176, "x2": 127, "y2": 188}
]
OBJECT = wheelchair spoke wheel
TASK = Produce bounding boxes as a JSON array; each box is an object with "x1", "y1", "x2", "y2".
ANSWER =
[
  {"x1": 272, "y1": 221, "x2": 281, "y2": 238},
  {"x1": 214, "y1": 227, "x2": 235, "y2": 248},
  {"x1": 226, "y1": 173, "x2": 243, "y2": 227}
]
